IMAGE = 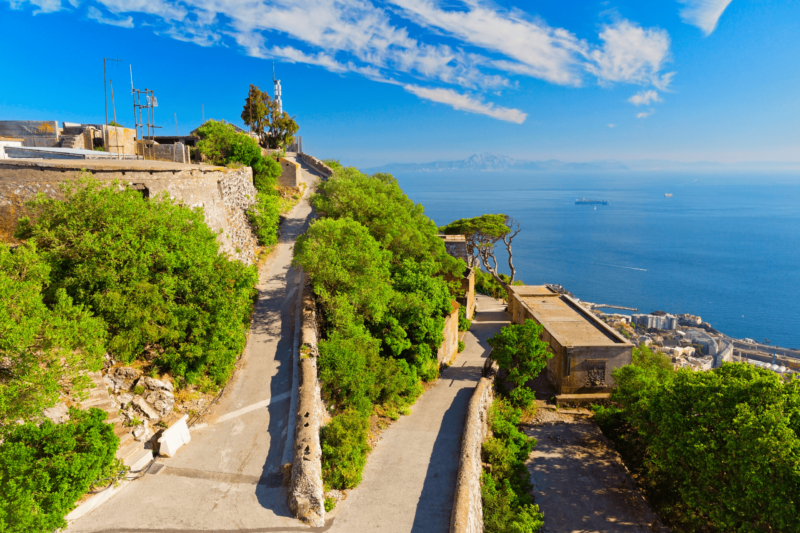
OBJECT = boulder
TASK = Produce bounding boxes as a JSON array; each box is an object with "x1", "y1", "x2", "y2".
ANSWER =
[
  {"x1": 104, "y1": 366, "x2": 141, "y2": 392},
  {"x1": 133, "y1": 420, "x2": 152, "y2": 442},
  {"x1": 132, "y1": 396, "x2": 160, "y2": 421},
  {"x1": 118, "y1": 392, "x2": 134, "y2": 408},
  {"x1": 136, "y1": 376, "x2": 174, "y2": 393},
  {"x1": 145, "y1": 390, "x2": 175, "y2": 416}
]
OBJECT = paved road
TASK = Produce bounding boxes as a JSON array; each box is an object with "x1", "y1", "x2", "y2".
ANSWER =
[
  {"x1": 327, "y1": 294, "x2": 510, "y2": 533},
  {"x1": 68, "y1": 158, "x2": 318, "y2": 533}
]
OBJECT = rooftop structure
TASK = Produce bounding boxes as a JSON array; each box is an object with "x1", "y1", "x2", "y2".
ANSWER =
[
  {"x1": 508, "y1": 285, "x2": 633, "y2": 394},
  {"x1": 440, "y1": 234, "x2": 470, "y2": 265}
]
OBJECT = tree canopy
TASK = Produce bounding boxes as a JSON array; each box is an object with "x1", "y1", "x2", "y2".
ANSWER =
[
  {"x1": 241, "y1": 84, "x2": 299, "y2": 149},
  {"x1": 488, "y1": 319, "x2": 552, "y2": 408},
  {"x1": 440, "y1": 214, "x2": 520, "y2": 293},
  {"x1": 595, "y1": 350, "x2": 800, "y2": 532}
]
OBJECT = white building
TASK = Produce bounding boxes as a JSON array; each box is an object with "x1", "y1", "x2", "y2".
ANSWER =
[{"x1": 632, "y1": 313, "x2": 679, "y2": 330}]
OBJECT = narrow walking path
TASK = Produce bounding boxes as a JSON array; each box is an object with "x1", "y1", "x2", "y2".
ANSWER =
[
  {"x1": 67, "y1": 160, "x2": 320, "y2": 532},
  {"x1": 328, "y1": 294, "x2": 510, "y2": 533},
  {"x1": 524, "y1": 377, "x2": 665, "y2": 533}
]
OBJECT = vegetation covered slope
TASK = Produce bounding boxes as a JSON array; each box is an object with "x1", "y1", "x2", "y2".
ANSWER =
[
  {"x1": 595, "y1": 347, "x2": 800, "y2": 532},
  {"x1": 293, "y1": 161, "x2": 466, "y2": 490}
]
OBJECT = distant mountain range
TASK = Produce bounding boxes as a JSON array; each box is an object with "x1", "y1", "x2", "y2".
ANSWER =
[{"x1": 363, "y1": 153, "x2": 800, "y2": 174}]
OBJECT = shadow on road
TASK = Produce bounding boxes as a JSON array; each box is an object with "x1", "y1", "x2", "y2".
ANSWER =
[{"x1": 409, "y1": 387, "x2": 474, "y2": 533}]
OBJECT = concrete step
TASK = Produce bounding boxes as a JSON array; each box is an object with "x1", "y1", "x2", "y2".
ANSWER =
[
  {"x1": 116, "y1": 440, "x2": 144, "y2": 462},
  {"x1": 126, "y1": 448, "x2": 153, "y2": 472},
  {"x1": 117, "y1": 431, "x2": 134, "y2": 448}
]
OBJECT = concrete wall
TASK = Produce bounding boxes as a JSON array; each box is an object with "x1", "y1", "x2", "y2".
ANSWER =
[
  {"x1": 0, "y1": 159, "x2": 259, "y2": 264},
  {"x1": 0, "y1": 139, "x2": 23, "y2": 159},
  {"x1": 458, "y1": 268, "x2": 475, "y2": 319},
  {"x1": 103, "y1": 126, "x2": 136, "y2": 156},
  {"x1": 437, "y1": 301, "x2": 460, "y2": 366},
  {"x1": 0, "y1": 120, "x2": 59, "y2": 147},
  {"x1": 277, "y1": 157, "x2": 299, "y2": 187},
  {"x1": 450, "y1": 376, "x2": 493, "y2": 533},
  {"x1": 136, "y1": 141, "x2": 191, "y2": 163},
  {"x1": 298, "y1": 153, "x2": 333, "y2": 178},
  {"x1": 289, "y1": 278, "x2": 326, "y2": 527}
]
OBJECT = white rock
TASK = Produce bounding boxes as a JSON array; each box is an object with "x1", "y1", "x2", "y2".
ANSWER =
[
  {"x1": 133, "y1": 420, "x2": 152, "y2": 442},
  {"x1": 118, "y1": 393, "x2": 133, "y2": 408},
  {"x1": 43, "y1": 403, "x2": 69, "y2": 424},
  {"x1": 132, "y1": 396, "x2": 160, "y2": 420}
]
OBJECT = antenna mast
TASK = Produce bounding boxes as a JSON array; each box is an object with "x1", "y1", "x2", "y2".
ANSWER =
[{"x1": 273, "y1": 62, "x2": 282, "y2": 115}]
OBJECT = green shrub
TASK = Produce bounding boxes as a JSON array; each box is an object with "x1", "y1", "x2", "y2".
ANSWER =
[
  {"x1": 194, "y1": 120, "x2": 281, "y2": 194},
  {"x1": 488, "y1": 320, "x2": 552, "y2": 408},
  {"x1": 595, "y1": 352, "x2": 800, "y2": 532},
  {"x1": 247, "y1": 192, "x2": 281, "y2": 247},
  {"x1": 481, "y1": 398, "x2": 544, "y2": 533},
  {"x1": 0, "y1": 407, "x2": 120, "y2": 533},
  {"x1": 320, "y1": 411, "x2": 371, "y2": 490},
  {"x1": 0, "y1": 243, "x2": 106, "y2": 427},
  {"x1": 458, "y1": 340, "x2": 466, "y2": 353},
  {"x1": 458, "y1": 305, "x2": 472, "y2": 331},
  {"x1": 15, "y1": 175, "x2": 258, "y2": 389},
  {"x1": 324, "y1": 497, "x2": 336, "y2": 512}
]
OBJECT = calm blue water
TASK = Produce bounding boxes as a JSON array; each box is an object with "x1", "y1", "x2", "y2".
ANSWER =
[{"x1": 395, "y1": 171, "x2": 800, "y2": 349}]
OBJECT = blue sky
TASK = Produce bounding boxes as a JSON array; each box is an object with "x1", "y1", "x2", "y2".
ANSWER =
[{"x1": 1, "y1": 0, "x2": 798, "y2": 167}]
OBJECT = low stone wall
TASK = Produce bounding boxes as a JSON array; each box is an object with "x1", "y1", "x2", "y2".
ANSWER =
[
  {"x1": 451, "y1": 376, "x2": 494, "y2": 533},
  {"x1": 289, "y1": 279, "x2": 326, "y2": 527},
  {"x1": 277, "y1": 157, "x2": 299, "y2": 187},
  {"x1": 298, "y1": 153, "x2": 333, "y2": 178},
  {"x1": 437, "y1": 300, "x2": 461, "y2": 366},
  {"x1": 0, "y1": 159, "x2": 259, "y2": 263}
]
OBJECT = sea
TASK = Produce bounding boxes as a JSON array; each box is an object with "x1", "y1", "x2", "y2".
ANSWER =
[{"x1": 394, "y1": 171, "x2": 800, "y2": 349}]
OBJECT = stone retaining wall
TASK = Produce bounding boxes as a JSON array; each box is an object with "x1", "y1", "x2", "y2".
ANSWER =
[
  {"x1": 298, "y1": 153, "x2": 333, "y2": 178},
  {"x1": 0, "y1": 159, "x2": 259, "y2": 263},
  {"x1": 450, "y1": 374, "x2": 494, "y2": 533},
  {"x1": 289, "y1": 278, "x2": 326, "y2": 527}
]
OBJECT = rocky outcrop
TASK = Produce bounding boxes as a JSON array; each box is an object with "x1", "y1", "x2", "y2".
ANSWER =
[
  {"x1": 289, "y1": 278, "x2": 325, "y2": 527},
  {"x1": 451, "y1": 376, "x2": 494, "y2": 533}
]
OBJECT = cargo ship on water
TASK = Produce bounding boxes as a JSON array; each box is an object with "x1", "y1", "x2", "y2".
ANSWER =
[{"x1": 575, "y1": 198, "x2": 608, "y2": 205}]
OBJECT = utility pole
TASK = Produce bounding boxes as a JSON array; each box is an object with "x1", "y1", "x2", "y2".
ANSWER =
[{"x1": 103, "y1": 57, "x2": 121, "y2": 128}]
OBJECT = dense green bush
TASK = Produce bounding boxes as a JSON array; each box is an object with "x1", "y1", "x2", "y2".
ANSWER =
[
  {"x1": 247, "y1": 191, "x2": 282, "y2": 247},
  {"x1": 296, "y1": 162, "x2": 464, "y2": 489},
  {"x1": 15, "y1": 176, "x2": 257, "y2": 389},
  {"x1": 0, "y1": 243, "x2": 106, "y2": 427},
  {"x1": 458, "y1": 304, "x2": 472, "y2": 331},
  {"x1": 320, "y1": 410, "x2": 371, "y2": 490},
  {"x1": 0, "y1": 407, "x2": 121, "y2": 533},
  {"x1": 194, "y1": 120, "x2": 281, "y2": 193},
  {"x1": 488, "y1": 320, "x2": 553, "y2": 408},
  {"x1": 475, "y1": 269, "x2": 523, "y2": 300},
  {"x1": 594, "y1": 349, "x2": 800, "y2": 532},
  {"x1": 481, "y1": 398, "x2": 544, "y2": 533}
]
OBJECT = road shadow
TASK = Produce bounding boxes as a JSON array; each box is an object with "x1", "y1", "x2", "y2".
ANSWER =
[{"x1": 409, "y1": 387, "x2": 474, "y2": 533}]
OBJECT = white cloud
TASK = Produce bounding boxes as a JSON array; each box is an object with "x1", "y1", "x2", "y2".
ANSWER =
[
  {"x1": 637, "y1": 109, "x2": 655, "y2": 119},
  {"x1": 390, "y1": 0, "x2": 585, "y2": 85},
  {"x1": 608, "y1": 124, "x2": 616, "y2": 128},
  {"x1": 403, "y1": 85, "x2": 527, "y2": 124},
  {"x1": 6, "y1": 0, "x2": 62, "y2": 13},
  {"x1": 586, "y1": 20, "x2": 674, "y2": 89},
  {"x1": 5, "y1": 0, "x2": 678, "y2": 122},
  {"x1": 87, "y1": 6, "x2": 133, "y2": 28},
  {"x1": 678, "y1": 0, "x2": 733, "y2": 36},
  {"x1": 628, "y1": 89, "x2": 661, "y2": 106}
]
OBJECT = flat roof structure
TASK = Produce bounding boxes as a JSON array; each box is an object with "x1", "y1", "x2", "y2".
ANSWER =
[{"x1": 508, "y1": 285, "x2": 633, "y2": 394}]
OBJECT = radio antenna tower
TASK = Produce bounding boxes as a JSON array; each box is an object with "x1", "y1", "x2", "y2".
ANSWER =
[{"x1": 273, "y1": 62, "x2": 282, "y2": 115}]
